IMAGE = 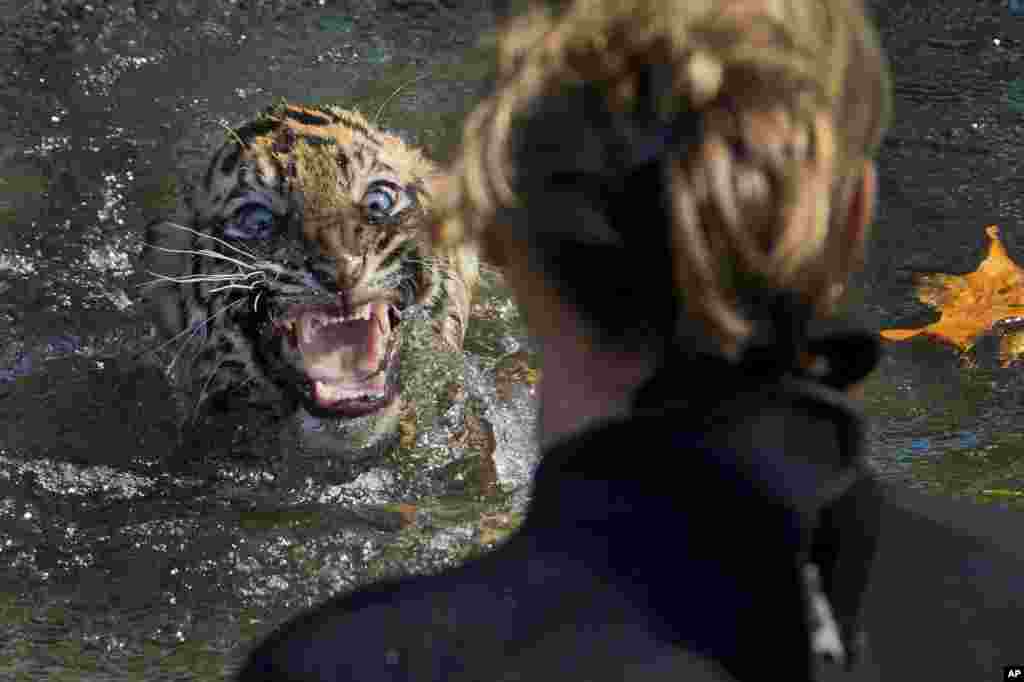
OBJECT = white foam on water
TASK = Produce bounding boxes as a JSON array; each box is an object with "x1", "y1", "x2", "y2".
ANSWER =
[{"x1": 461, "y1": 352, "x2": 540, "y2": 496}]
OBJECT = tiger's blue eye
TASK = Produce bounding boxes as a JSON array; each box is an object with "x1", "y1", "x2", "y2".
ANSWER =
[
  {"x1": 225, "y1": 205, "x2": 276, "y2": 240},
  {"x1": 361, "y1": 184, "x2": 400, "y2": 217}
]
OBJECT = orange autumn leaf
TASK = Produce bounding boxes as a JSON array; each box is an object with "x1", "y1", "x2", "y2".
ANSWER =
[{"x1": 880, "y1": 225, "x2": 1024, "y2": 360}]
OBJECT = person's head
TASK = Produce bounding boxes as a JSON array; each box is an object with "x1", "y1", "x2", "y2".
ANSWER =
[{"x1": 437, "y1": 0, "x2": 891, "y2": 362}]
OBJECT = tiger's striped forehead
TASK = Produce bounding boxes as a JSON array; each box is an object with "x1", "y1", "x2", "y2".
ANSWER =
[
  {"x1": 196, "y1": 105, "x2": 438, "y2": 250},
  {"x1": 248, "y1": 105, "x2": 436, "y2": 184}
]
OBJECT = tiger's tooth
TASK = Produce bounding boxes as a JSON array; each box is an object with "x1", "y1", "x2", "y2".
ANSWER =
[
  {"x1": 316, "y1": 381, "x2": 346, "y2": 403},
  {"x1": 301, "y1": 316, "x2": 314, "y2": 345}
]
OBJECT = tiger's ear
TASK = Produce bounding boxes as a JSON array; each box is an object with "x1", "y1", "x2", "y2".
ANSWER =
[{"x1": 141, "y1": 219, "x2": 192, "y2": 337}]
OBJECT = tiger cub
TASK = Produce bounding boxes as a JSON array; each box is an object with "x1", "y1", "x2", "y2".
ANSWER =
[{"x1": 144, "y1": 103, "x2": 478, "y2": 462}]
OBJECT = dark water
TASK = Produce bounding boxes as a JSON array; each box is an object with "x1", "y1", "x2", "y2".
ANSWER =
[
  {"x1": 0, "y1": 0, "x2": 1022, "y2": 679},
  {"x1": 856, "y1": 0, "x2": 1024, "y2": 500}
]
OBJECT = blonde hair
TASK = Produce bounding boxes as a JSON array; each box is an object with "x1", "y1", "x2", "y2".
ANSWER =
[{"x1": 437, "y1": 0, "x2": 891, "y2": 356}]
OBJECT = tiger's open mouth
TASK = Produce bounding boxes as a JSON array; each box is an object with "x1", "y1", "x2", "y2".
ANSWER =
[{"x1": 273, "y1": 300, "x2": 402, "y2": 418}]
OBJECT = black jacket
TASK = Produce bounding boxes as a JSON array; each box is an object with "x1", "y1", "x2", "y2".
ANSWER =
[{"x1": 237, "y1": 327, "x2": 1023, "y2": 682}]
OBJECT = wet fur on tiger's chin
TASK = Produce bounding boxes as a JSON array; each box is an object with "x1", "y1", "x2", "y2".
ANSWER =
[{"x1": 142, "y1": 103, "x2": 478, "y2": 460}]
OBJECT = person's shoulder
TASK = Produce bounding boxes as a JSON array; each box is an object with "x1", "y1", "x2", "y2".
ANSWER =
[
  {"x1": 235, "y1": 546, "x2": 536, "y2": 681},
  {"x1": 235, "y1": 572, "x2": 439, "y2": 681},
  {"x1": 233, "y1": 534, "x2": 741, "y2": 681}
]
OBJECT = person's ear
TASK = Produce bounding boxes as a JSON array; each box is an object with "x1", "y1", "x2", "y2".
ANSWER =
[{"x1": 840, "y1": 160, "x2": 876, "y2": 278}]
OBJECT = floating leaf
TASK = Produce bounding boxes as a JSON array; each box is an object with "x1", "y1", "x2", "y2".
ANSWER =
[{"x1": 880, "y1": 225, "x2": 1024, "y2": 365}]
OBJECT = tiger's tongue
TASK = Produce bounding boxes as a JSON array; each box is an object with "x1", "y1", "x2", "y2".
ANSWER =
[{"x1": 296, "y1": 303, "x2": 389, "y2": 387}]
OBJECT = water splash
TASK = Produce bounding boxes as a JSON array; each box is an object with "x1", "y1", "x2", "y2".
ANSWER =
[{"x1": 462, "y1": 352, "x2": 539, "y2": 496}]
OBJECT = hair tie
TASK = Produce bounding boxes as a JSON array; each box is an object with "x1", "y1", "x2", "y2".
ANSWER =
[
  {"x1": 618, "y1": 54, "x2": 717, "y2": 170},
  {"x1": 625, "y1": 112, "x2": 704, "y2": 169}
]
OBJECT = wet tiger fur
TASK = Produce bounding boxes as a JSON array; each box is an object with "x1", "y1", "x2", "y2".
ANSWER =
[{"x1": 143, "y1": 103, "x2": 478, "y2": 460}]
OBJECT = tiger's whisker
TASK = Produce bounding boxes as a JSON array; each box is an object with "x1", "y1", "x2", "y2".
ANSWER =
[
  {"x1": 139, "y1": 270, "x2": 265, "y2": 289},
  {"x1": 147, "y1": 296, "x2": 249, "y2": 365},
  {"x1": 399, "y1": 256, "x2": 444, "y2": 267},
  {"x1": 158, "y1": 222, "x2": 260, "y2": 262},
  {"x1": 141, "y1": 274, "x2": 245, "y2": 287},
  {"x1": 254, "y1": 261, "x2": 290, "y2": 278},
  {"x1": 144, "y1": 243, "x2": 262, "y2": 271},
  {"x1": 207, "y1": 283, "x2": 264, "y2": 294},
  {"x1": 193, "y1": 358, "x2": 230, "y2": 421},
  {"x1": 167, "y1": 324, "x2": 204, "y2": 375},
  {"x1": 166, "y1": 297, "x2": 250, "y2": 375},
  {"x1": 218, "y1": 120, "x2": 248, "y2": 149},
  {"x1": 373, "y1": 73, "x2": 430, "y2": 126}
]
